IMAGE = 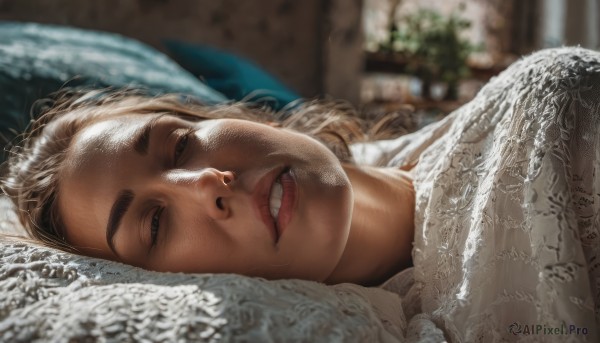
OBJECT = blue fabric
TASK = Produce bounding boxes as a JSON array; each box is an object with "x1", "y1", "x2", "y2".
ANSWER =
[
  {"x1": 0, "y1": 21, "x2": 228, "y2": 161},
  {"x1": 163, "y1": 40, "x2": 302, "y2": 111}
]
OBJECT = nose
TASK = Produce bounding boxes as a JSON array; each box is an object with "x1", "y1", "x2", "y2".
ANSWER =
[{"x1": 167, "y1": 168, "x2": 236, "y2": 220}]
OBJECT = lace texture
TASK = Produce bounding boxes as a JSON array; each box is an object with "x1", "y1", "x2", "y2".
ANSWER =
[
  {"x1": 0, "y1": 231, "x2": 407, "y2": 342},
  {"x1": 351, "y1": 47, "x2": 600, "y2": 342},
  {"x1": 407, "y1": 47, "x2": 600, "y2": 342}
]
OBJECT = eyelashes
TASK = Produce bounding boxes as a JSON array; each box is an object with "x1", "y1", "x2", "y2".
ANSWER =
[
  {"x1": 150, "y1": 206, "x2": 164, "y2": 247},
  {"x1": 173, "y1": 127, "x2": 195, "y2": 166},
  {"x1": 148, "y1": 127, "x2": 195, "y2": 250}
]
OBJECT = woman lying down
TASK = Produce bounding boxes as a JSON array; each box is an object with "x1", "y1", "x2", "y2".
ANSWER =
[{"x1": 2, "y1": 47, "x2": 599, "y2": 341}]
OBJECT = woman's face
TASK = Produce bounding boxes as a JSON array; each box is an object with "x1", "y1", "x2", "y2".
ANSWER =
[{"x1": 58, "y1": 113, "x2": 353, "y2": 282}]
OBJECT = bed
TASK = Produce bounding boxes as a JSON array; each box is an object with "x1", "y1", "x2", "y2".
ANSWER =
[
  {"x1": 0, "y1": 22, "x2": 415, "y2": 343},
  {"x1": 1, "y1": 22, "x2": 599, "y2": 342}
]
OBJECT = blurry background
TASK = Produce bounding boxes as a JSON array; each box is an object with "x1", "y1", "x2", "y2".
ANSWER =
[
  {"x1": 0, "y1": 0, "x2": 598, "y2": 132},
  {"x1": 362, "y1": 0, "x2": 600, "y2": 130},
  {"x1": 0, "y1": 0, "x2": 364, "y2": 107}
]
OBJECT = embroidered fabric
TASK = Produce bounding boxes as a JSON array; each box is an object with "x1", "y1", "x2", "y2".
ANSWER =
[{"x1": 356, "y1": 47, "x2": 600, "y2": 342}]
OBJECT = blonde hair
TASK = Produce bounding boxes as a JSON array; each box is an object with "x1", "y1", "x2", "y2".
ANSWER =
[{"x1": 0, "y1": 88, "x2": 410, "y2": 253}]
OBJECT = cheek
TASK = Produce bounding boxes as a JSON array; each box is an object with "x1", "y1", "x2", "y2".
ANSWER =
[
  {"x1": 153, "y1": 218, "x2": 231, "y2": 273},
  {"x1": 285, "y1": 130, "x2": 337, "y2": 159},
  {"x1": 195, "y1": 124, "x2": 279, "y2": 166},
  {"x1": 290, "y1": 177, "x2": 353, "y2": 281},
  {"x1": 300, "y1": 162, "x2": 353, "y2": 240},
  {"x1": 316, "y1": 182, "x2": 353, "y2": 249}
]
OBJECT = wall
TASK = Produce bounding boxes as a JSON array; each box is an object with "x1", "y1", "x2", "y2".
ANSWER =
[
  {"x1": 0, "y1": 0, "x2": 364, "y2": 104},
  {"x1": 543, "y1": 0, "x2": 600, "y2": 49}
]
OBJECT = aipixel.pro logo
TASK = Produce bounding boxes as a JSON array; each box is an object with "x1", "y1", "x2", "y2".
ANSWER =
[{"x1": 508, "y1": 322, "x2": 588, "y2": 336}]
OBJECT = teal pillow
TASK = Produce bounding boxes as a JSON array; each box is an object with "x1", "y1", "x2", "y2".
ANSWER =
[
  {"x1": 164, "y1": 40, "x2": 302, "y2": 111},
  {"x1": 0, "y1": 21, "x2": 228, "y2": 161}
]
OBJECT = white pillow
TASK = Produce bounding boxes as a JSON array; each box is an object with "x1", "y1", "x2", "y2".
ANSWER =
[{"x1": 0, "y1": 196, "x2": 406, "y2": 342}]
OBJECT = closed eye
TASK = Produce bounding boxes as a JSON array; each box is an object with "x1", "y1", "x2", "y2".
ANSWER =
[
  {"x1": 173, "y1": 128, "x2": 195, "y2": 166},
  {"x1": 150, "y1": 207, "x2": 164, "y2": 248}
]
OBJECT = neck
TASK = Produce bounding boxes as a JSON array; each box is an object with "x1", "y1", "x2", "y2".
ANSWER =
[{"x1": 324, "y1": 164, "x2": 415, "y2": 286}]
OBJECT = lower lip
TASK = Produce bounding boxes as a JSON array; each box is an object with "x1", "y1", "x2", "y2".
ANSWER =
[{"x1": 275, "y1": 169, "x2": 297, "y2": 240}]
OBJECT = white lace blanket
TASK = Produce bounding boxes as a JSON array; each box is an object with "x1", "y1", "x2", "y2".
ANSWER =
[
  {"x1": 356, "y1": 47, "x2": 600, "y2": 341},
  {"x1": 1, "y1": 224, "x2": 411, "y2": 342},
  {"x1": 2, "y1": 47, "x2": 599, "y2": 342}
]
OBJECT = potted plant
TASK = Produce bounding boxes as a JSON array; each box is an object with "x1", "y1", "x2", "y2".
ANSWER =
[{"x1": 382, "y1": 7, "x2": 478, "y2": 100}]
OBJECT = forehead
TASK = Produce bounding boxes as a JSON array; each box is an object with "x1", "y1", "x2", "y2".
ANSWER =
[
  {"x1": 55, "y1": 115, "x2": 136, "y2": 255},
  {"x1": 57, "y1": 113, "x2": 162, "y2": 256},
  {"x1": 65, "y1": 114, "x2": 154, "y2": 172}
]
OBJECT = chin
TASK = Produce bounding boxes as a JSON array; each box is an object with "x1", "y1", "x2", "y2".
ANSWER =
[{"x1": 307, "y1": 224, "x2": 352, "y2": 282}]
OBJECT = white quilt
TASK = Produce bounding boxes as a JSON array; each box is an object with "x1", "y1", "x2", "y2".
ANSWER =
[
  {"x1": 354, "y1": 46, "x2": 600, "y2": 342},
  {"x1": 2, "y1": 47, "x2": 599, "y2": 342}
]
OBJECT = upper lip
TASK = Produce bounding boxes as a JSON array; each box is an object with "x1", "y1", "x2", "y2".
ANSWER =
[{"x1": 252, "y1": 166, "x2": 287, "y2": 243}]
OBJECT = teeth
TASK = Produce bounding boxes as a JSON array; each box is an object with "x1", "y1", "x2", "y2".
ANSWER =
[{"x1": 269, "y1": 178, "x2": 283, "y2": 220}]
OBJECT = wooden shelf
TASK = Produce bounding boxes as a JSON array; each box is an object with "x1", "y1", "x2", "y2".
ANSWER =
[{"x1": 364, "y1": 51, "x2": 506, "y2": 81}]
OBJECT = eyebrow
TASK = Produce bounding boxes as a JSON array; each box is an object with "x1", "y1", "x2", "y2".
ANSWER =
[
  {"x1": 106, "y1": 189, "x2": 135, "y2": 254},
  {"x1": 104, "y1": 115, "x2": 161, "y2": 253},
  {"x1": 133, "y1": 114, "x2": 166, "y2": 156},
  {"x1": 106, "y1": 114, "x2": 173, "y2": 253}
]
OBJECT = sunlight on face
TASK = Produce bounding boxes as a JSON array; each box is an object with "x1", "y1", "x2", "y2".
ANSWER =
[{"x1": 58, "y1": 113, "x2": 354, "y2": 282}]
